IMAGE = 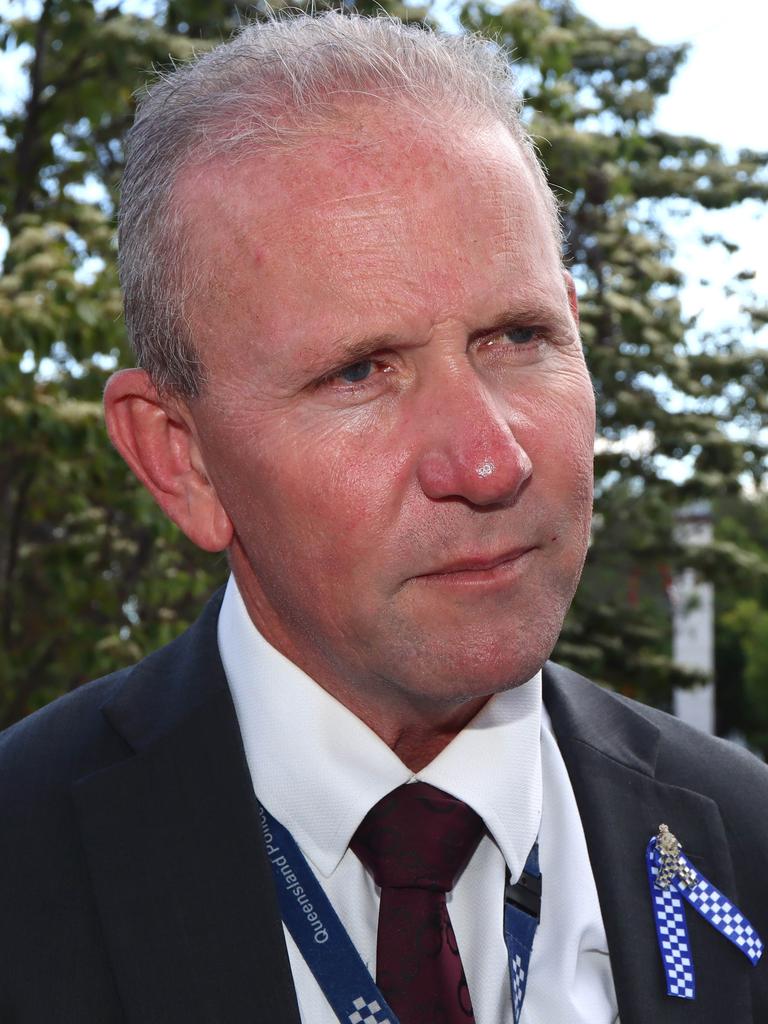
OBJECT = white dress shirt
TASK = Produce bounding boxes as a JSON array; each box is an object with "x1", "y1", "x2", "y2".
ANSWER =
[{"x1": 218, "y1": 575, "x2": 620, "y2": 1023}]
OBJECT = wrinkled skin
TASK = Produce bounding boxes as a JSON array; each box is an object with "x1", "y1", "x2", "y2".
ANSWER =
[{"x1": 109, "y1": 111, "x2": 596, "y2": 765}]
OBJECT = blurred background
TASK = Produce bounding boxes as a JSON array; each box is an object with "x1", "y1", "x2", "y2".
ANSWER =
[{"x1": 1, "y1": 1, "x2": 766, "y2": 749}]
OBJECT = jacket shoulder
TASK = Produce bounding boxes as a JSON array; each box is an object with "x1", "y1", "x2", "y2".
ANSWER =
[
  {"x1": 0, "y1": 587, "x2": 227, "y2": 800},
  {"x1": 617, "y1": 687, "x2": 768, "y2": 839},
  {"x1": 0, "y1": 669, "x2": 131, "y2": 805},
  {"x1": 544, "y1": 660, "x2": 768, "y2": 807}
]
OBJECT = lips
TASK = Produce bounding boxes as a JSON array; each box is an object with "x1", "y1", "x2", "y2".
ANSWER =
[{"x1": 417, "y1": 546, "x2": 536, "y2": 579}]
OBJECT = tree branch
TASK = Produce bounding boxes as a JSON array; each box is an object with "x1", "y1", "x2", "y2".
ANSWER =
[
  {"x1": 1, "y1": 466, "x2": 36, "y2": 649},
  {"x1": 12, "y1": 0, "x2": 55, "y2": 217},
  {"x1": 0, "y1": 637, "x2": 59, "y2": 729}
]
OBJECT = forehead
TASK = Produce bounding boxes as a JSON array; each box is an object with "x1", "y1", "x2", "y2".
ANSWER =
[{"x1": 177, "y1": 112, "x2": 563, "y2": 358}]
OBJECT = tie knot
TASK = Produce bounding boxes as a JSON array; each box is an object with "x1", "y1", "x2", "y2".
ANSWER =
[{"x1": 351, "y1": 782, "x2": 484, "y2": 892}]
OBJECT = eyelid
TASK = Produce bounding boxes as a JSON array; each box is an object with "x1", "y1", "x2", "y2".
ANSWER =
[
  {"x1": 317, "y1": 354, "x2": 391, "y2": 389},
  {"x1": 478, "y1": 325, "x2": 542, "y2": 346}
]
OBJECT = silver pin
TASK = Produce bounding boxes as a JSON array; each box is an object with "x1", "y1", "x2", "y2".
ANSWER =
[{"x1": 655, "y1": 824, "x2": 697, "y2": 889}]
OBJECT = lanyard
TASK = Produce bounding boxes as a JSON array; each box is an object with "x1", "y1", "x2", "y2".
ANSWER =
[{"x1": 259, "y1": 802, "x2": 540, "y2": 1024}]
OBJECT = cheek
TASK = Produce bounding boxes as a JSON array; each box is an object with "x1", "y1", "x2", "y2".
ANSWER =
[
  {"x1": 513, "y1": 376, "x2": 594, "y2": 461},
  {"x1": 519, "y1": 384, "x2": 595, "y2": 521},
  {"x1": 222, "y1": 414, "x2": 408, "y2": 563},
  {"x1": 562, "y1": 395, "x2": 596, "y2": 490}
]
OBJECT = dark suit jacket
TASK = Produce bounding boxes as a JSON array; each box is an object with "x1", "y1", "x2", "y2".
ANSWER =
[{"x1": 2, "y1": 589, "x2": 767, "y2": 1023}]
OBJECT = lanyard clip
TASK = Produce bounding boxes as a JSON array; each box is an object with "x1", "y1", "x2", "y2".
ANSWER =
[{"x1": 505, "y1": 865, "x2": 542, "y2": 920}]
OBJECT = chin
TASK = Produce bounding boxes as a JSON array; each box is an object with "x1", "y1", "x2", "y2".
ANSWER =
[
  {"x1": 380, "y1": 565, "x2": 579, "y2": 696},
  {"x1": 381, "y1": 625, "x2": 559, "y2": 706}
]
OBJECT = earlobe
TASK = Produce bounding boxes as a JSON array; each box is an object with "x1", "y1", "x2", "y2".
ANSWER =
[
  {"x1": 103, "y1": 369, "x2": 233, "y2": 552},
  {"x1": 563, "y1": 270, "x2": 580, "y2": 327}
]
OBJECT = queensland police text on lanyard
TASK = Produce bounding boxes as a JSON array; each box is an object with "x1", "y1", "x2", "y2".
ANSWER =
[{"x1": 258, "y1": 803, "x2": 541, "y2": 1024}]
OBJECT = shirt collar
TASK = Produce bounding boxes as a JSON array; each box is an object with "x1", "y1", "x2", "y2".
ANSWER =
[{"x1": 219, "y1": 574, "x2": 542, "y2": 883}]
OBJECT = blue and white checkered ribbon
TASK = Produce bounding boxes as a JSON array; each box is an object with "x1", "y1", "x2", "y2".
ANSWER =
[{"x1": 646, "y1": 831, "x2": 763, "y2": 1000}]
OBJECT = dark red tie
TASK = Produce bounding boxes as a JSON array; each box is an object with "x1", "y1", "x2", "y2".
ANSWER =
[{"x1": 351, "y1": 782, "x2": 485, "y2": 1024}]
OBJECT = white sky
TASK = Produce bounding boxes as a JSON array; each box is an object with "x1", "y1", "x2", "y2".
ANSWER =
[
  {"x1": 577, "y1": 0, "x2": 767, "y2": 152},
  {"x1": 574, "y1": 0, "x2": 767, "y2": 350}
]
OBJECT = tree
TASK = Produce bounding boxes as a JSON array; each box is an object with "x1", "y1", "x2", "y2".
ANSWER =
[
  {"x1": 1, "y1": 0, "x2": 766, "y2": 726},
  {"x1": 0, "y1": 1, "x2": 241, "y2": 723},
  {"x1": 712, "y1": 493, "x2": 768, "y2": 749}
]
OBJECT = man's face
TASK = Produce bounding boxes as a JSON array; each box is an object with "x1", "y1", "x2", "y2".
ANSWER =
[{"x1": 180, "y1": 112, "x2": 595, "y2": 714}]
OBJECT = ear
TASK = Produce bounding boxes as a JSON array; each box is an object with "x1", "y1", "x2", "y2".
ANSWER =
[
  {"x1": 563, "y1": 270, "x2": 580, "y2": 327},
  {"x1": 103, "y1": 369, "x2": 233, "y2": 552}
]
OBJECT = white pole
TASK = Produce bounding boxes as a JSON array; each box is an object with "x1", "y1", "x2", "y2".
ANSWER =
[{"x1": 671, "y1": 503, "x2": 715, "y2": 733}]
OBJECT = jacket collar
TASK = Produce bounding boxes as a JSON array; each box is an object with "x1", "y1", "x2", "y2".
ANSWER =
[{"x1": 544, "y1": 661, "x2": 753, "y2": 1024}]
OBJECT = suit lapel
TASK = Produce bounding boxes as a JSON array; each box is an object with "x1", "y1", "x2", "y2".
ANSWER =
[
  {"x1": 544, "y1": 662, "x2": 753, "y2": 1024},
  {"x1": 72, "y1": 594, "x2": 301, "y2": 1024}
]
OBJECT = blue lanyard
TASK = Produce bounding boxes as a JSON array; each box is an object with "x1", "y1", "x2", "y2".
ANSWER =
[{"x1": 258, "y1": 802, "x2": 540, "y2": 1024}]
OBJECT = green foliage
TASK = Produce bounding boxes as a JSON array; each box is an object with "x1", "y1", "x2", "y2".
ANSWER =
[
  {"x1": 1, "y1": 0, "x2": 766, "y2": 725},
  {"x1": 713, "y1": 494, "x2": 768, "y2": 748},
  {"x1": 720, "y1": 599, "x2": 768, "y2": 749},
  {"x1": 0, "y1": 0, "x2": 237, "y2": 725}
]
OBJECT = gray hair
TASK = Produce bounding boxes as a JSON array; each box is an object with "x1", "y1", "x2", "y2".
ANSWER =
[{"x1": 119, "y1": 11, "x2": 561, "y2": 398}]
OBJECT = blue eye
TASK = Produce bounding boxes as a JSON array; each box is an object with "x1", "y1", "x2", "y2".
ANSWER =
[
  {"x1": 504, "y1": 327, "x2": 536, "y2": 344},
  {"x1": 339, "y1": 360, "x2": 374, "y2": 383}
]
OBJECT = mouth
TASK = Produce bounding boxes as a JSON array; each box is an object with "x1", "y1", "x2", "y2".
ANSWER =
[{"x1": 413, "y1": 546, "x2": 537, "y2": 585}]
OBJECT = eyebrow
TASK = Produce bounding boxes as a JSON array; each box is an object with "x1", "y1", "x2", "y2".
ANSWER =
[
  {"x1": 468, "y1": 302, "x2": 574, "y2": 342},
  {"x1": 301, "y1": 332, "x2": 404, "y2": 380}
]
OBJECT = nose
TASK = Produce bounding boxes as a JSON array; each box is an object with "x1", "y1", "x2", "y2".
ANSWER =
[{"x1": 415, "y1": 371, "x2": 533, "y2": 507}]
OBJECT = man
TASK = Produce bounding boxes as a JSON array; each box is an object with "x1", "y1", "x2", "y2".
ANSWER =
[{"x1": 1, "y1": 12, "x2": 766, "y2": 1024}]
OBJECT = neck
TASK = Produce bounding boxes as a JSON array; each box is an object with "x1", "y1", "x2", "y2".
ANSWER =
[
  {"x1": 306, "y1": 680, "x2": 491, "y2": 772},
  {"x1": 382, "y1": 698, "x2": 490, "y2": 771}
]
